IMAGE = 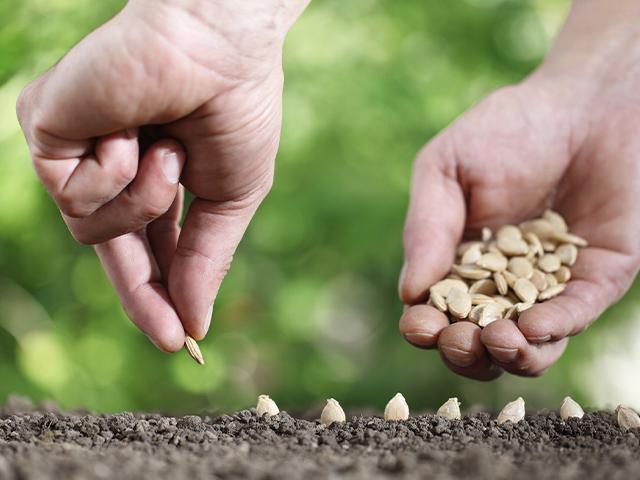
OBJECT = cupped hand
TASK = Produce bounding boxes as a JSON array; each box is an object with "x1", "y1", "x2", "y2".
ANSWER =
[
  {"x1": 17, "y1": 0, "x2": 308, "y2": 351},
  {"x1": 399, "y1": 73, "x2": 640, "y2": 379}
]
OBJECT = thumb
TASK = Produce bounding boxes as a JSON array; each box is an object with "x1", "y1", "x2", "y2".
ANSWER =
[
  {"x1": 168, "y1": 191, "x2": 268, "y2": 340},
  {"x1": 400, "y1": 138, "x2": 466, "y2": 305}
]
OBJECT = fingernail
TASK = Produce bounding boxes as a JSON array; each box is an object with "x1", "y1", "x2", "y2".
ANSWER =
[
  {"x1": 404, "y1": 332, "x2": 435, "y2": 347},
  {"x1": 398, "y1": 261, "x2": 408, "y2": 293},
  {"x1": 440, "y1": 346, "x2": 476, "y2": 368},
  {"x1": 527, "y1": 334, "x2": 551, "y2": 344},
  {"x1": 203, "y1": 304, "x2": 214, "y2": 334},
  {"x1": 486, "y1": 345, "x2": 519, "y2": 364},
  {"x1": 163, "y1": 150, "x2": 183, "y2": 184}
]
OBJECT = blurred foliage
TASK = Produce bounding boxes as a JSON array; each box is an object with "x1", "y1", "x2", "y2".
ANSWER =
[{"x1": 1, "y1": 0, "x2": 639, "y2": 414}]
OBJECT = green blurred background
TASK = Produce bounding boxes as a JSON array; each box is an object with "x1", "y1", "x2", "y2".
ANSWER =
[{"x1": 1, "y1": 0, "x2": 639, "y2": 415}]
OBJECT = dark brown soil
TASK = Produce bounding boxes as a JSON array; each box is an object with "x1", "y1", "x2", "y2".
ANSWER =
[{"x1": 0, "y1": 397, "x2": 638, "y2": 479}]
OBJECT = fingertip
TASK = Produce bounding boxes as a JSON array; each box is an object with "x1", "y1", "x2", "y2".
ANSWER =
[
  {"x1": 399, "y1": 304, "x2": 449, "y2": 349},
  {"x1": 481, "y1": 319, "x2": 523, "y2": 364},
  {"x1": 438, "y1": 322, "x2": 483, "y2": 367}
]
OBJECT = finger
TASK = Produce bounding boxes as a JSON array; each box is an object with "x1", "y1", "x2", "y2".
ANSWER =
[
  {"x1": 481, "y1": 319, "x2": 569, "y2": 376},
  {"x1": 169, "y1": 192, "x2": 266, "y2": 340},
  {"x1": 33, "y1": 129, "x2": 139, "y2": 217},
  {"x1": 95, "y1": 232, "x2": 185, "y2": 353},
  {"x1": 517, "y1": 248, "x2": 633, "y2": 343},
  {"x1": 148, "y1": 186, "x2": 184, "y2": 282},
  {"x1": 64, "y1": 139, "x2": 185, "y2": 244},
  {"x1": 399, "y1": 304, "x2": 450, "y2": 349},
  {"x1": 400, "y1": 137, "x2": 466, "y2": 305},
  {"x1": 437, "y1": 322, "x2": 503, "y2": 381}
]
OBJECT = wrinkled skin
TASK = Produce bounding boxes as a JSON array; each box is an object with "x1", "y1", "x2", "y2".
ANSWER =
[
  {"x1": 399, "y1": 1, "x2": 640, "y2": 379},
  {"x1": 17, "y1": 0, "x2": 309, "y2": 351}
]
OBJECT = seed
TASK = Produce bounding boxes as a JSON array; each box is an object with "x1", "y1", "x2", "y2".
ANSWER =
[
  {"x1": 502, "y1": 270, "x2": 518, "y2": 288},
  {"x1": 542, "y1": 240, "x2": 557, "y2": 252},
  {"x1": 493, "y1": 272, "x2": 508, "y2": 296},
  {"x1": 555, "y1": 266, "x2": 571, "y2": 283},
  {"x1": 560, "y1": 396, "x2": 584, "y2": 420},
  {"x1": 481, "y1": 227, "x2": 492, "y2": 242},
  {"x1": 184, "y1": 335, "x2": 205, "y2": 365},
  {"x1": 524, "y1": 232, "x2": 544, "y2": 257},
  {"x1": 545, "y1": 273, "x2": 558, "y2": 287},
  {"x1": 430, "y1": 279, "x2": 469, "y2": 297},
  {"x1": 556, "y1": 244, "x2": 578, "y2": 266},
  {"x1": 437, "y1": 397, "x2": 461, "y2": 420},
  {"x1": 497, "y1": 224, "x2": 522, "y2": 240},
  {"x1": 550, "y1": 231, "x2": 588, "y2": 247},
  {"x1": 538, "y1": 284, "x2": 566, "y2": 301},
  {"x1": 538, "y1": 254, "x2": 561, "y2": 273},
  {"x1": 320, "y1": 398, "x2": 346, "y2": 425},
  {"x1": 468, "y1": 305, "x2": 484, "y2": 323},
  {"x1": 477, "y1": 252, "x2": 508, "y2": 272},
  {"x1": 508, "y1": 257, "x2": 533, "y2": 279},
  {"x1": 384, "y1": 393, "x2": 409, "y2": 421},
  {"x1": 497, "y1": 236, "x2": 529, "y2": 256},
  {"x1": 616, "y1": 405, "x2": 640, "y2": 431},
  {"x1": 452, "y1": 264, "x2": 491, "y2": 280},
  {"x1": 515, "y1": 302, "x2": 534, "y2": 313},
  {"x1": 492, "y1": 295, "x2": 514, "y2": 310},
  {"x1": 519, "y1": 219, "x2": 555, "y2": 240},
  {"x1": 461, "y1": 245, "x2": 483, "y2": 265},
  {"x1": 470, "y1": 293, "x2": 494, "y2": 305},
  {"x1": 497, "y1": 397, "x2": 525, "y2": 425},
  {"x1": 530, "y1": 269, "x2": 548, "y2": 291},
  {"x1": 457, "y1": 241, "x2": 485, "y2": 257},
  {"x1": 430, "y1": 291, "x2": 448, "y2": 312},
  {"x1": 447, "y1": 288, "x2": 472, "y2": 319},
  {"x1": 543, "y1": 209, "x2": 568, "y2": 233},
  {"x1": 504, "y1": 305, "x2": 517, "y2": 320},
  {"x1": 487, "y1": 243, "x2": 502, "y2": 255},
  {"x1": 256, "y1": 395, "x2": 279, "y2": 417},
  {"x1": 478, "y1": 303, "x2": 502, "y2": 327},
  {"x1": 513, "y1": 278, "x2": 538, "y2": 304},
  {"x1": 469, "y1": 279, "x2": 497, "y2": 295}
]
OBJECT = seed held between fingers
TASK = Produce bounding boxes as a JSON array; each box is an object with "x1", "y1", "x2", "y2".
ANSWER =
[{"x1": 184, "y1": 335, "x2": 204, "y2": 365}]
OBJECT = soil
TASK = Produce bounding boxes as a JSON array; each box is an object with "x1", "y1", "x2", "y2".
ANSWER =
[{"x1": 0, "y1": 396, "x2": 638, "y2": 480}]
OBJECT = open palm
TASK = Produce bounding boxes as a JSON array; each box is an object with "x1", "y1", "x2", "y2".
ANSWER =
[{"x1": 399, "y1": 82, "x2": 640, "y2": 379}]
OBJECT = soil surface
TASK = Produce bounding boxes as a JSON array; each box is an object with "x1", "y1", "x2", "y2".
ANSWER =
[{"x1": 0, "y1": 396, "x2": 638, "y2": 480}]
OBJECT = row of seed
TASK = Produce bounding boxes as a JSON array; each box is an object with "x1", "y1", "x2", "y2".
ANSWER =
[
  {"x1": 255, "y1": 394, "x2": 640, "y2": 431},
  {"x1": 428, "y1": 210, "x2": 587, "y2": 327}
]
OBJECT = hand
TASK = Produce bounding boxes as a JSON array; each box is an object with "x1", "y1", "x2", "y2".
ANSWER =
[
  {"x1": 398, "y1": 1, "x2": 640, "y2": 379},
  {"x1": 17, "y1": 0, "x2": 309, "y2": 351}
]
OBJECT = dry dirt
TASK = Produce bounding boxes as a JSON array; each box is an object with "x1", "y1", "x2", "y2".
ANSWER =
[{"x1": 0, "y1": 397, "x2": 638, "y2": 479}]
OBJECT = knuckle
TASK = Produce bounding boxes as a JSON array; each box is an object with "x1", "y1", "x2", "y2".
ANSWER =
[
  {"x1": 56, "y1": 193, "x2": 93, "y2": 219},
  {"x1": 68, "y1": 226, "x2": 96, "y2": 246}
]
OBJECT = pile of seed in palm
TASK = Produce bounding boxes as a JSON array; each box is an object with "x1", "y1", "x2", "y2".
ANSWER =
[{"x1": 428, "y1": 210, "x2": 587, "y2": 327}]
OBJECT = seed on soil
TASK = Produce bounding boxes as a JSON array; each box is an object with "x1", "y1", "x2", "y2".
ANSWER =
[
  {"x1": 426, "y1": 212, "x2": 584, "y2": 327},
  {"x1": 384, "y1": 393, "x2": 409, "y2": 421},
  {"x1": 256, "y1": 395, "x2": 280, "y2": 417},
  {"x1": 497, "y1": 397, "x2": 525, "y2": 425},
  {"x1": 184, "y1": 335, "x2": 205, "y2": 365},
  {"x1": 437, "y1": 397, "x2": 461, "y2": 420},
  {"x1": 616, "y1": 405, "x2": 640, "y2": 431},
  {"x1": 447, "y1": 288, "x2": 472, "y2": 319},
  {"x1": 320, "y1": 399, "x2": 346, "y2": 425},
  {"x1": 560, "y1": 396, "x2": 584, "y2": 420}
]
